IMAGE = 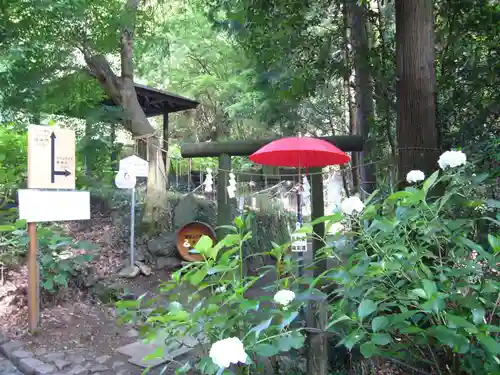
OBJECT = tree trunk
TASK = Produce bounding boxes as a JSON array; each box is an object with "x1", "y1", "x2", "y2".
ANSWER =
[
  {"x1": 343, "y1": 0, "x2": 359, "y2": 194},
  {"x1": 81, "y1": 0, "x2": 167, "y2": 221},
  {"x1": 350, "y1": 0, "x2": 376, "y2": 198},
  {"x1": 395, "y1": 0, "x2": 439, "y2": 184}
]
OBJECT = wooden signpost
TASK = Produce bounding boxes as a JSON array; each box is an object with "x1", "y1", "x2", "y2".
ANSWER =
[{"x1": 19, "y1": 125, "x2": 90, "y2": 332}]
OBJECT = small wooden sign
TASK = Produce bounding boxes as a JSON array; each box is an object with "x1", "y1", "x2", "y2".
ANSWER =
[
  {"x1": 176, "y1": 222, "x2": 217, "y2": 262},
  {"x1": 27, "y1": 125, "x2": 76, "y2": 189}
]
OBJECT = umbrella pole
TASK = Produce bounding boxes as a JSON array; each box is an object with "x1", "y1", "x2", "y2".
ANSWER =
[{"x1": 297, "y1": 166, "x2": 303, "y2": 280}]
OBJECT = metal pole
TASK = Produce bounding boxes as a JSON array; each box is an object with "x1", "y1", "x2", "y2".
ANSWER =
[
  {"x1": 27, "y1": 222, "x2": 39, "y2": 331},
  {"x1": 130, "y1": 187, "x2": 135, "y2": 267}
]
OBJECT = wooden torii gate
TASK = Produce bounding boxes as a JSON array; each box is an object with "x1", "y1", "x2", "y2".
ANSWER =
[{"x1": 181, "y1": 134, "x2": 363, "y2": 375}]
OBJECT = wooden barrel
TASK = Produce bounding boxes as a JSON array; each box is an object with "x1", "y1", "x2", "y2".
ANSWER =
[{"x1": 176, "y1": 221, "x2": 217, "y2": 262}]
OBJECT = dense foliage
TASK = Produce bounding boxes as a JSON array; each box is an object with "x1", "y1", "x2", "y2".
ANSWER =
[{"x1": 118, "y1": 152, "x2": 499, "y2": 374}]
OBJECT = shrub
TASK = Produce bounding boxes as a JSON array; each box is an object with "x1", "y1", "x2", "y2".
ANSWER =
[
  {"x1": 325, "y1": 163, "x2": 500, "y2": 374},
  {"x1": 117, "y1": 214, "x2": 314, "y2": 375}
]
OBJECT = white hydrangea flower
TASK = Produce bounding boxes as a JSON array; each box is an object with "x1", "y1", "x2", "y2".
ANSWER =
[
  {"x1": 340, "y1": 196, "x2": 365, "y2": 215},
  {"x1": 273, "y1": 289, "x2": 295, "y2": 307},
  {"x1": 209, "y1": 337, "x2": 248, "y2": 369},
  {"x1": 215, "y1": 285, "x2": 227, "y2": 293},
  {"x1": 438, "y1": 150, "x2": 467, "y2": 169},
  {"x1": 406, "y1": 170, "x2": 425, "y2": 184}
]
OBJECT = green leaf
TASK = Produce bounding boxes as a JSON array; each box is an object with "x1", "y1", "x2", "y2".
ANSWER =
[
  {"x1": 0, "y1": 225, "x2": 16, "y2": 232},
  {"x1": 326, "y1": 315, "x2": 351, "y2": 330},
  {"x1": 279, "y1": 311, "x2": 299, "y2": 329},
  {"x1": 371, "y1": 333, "x2": 392, "y2": 346},
  {"x1": 275, "y1": 332, "x2": 304, "y2": 352},
  {"x1": 423, "y1": 170, "x2": 439, "y2": 195},
  {"x1": 190, "y1": 269, "x2": 207, "y2": 286},
  {"x1": 42, "y1": 279, "x2": 54, "y2": 292},
  {"x1": 233, "y1": 216, "x2": 244, "y2": 229},
  {"x1": 310, "y1": 213, "x2": 342, "y2": 226},
  {"x1": 477, "y1": 333, "x2": 500, "y2": 355},
  {"x1": 488, "y1": 234, "x2": 500, "y2": 254},
  {"x1": 338, "y1": 330, "x2": 365, "y2": 350},
  {"x1": 176, "y1": 362, "x2": 192, "y2": 374},
  {"x1": 250, "y1": 318, "x2": 273, "y2": 339},
  {"x1": 194, "y1": 235, "x2": 213, "y2": 255},
  {"x1": 428, "y1": 326, "x2": 458, "y2": 347},
  {"x1": 253, "y1": 343, "x2": 279, "y2": 357},
  {"x1": 472, "y1": 307, "x2": 486, "y2": 325},
  {"x1": 360, "y1": 342, "x2": 378, "y2": 358},
  {"x1": 371, "y1": 316, "x2": 389, "y2": 332},
  {"x1": 144, "y1": 346, "x2": 164, "y2": 361},
  {"x1": 358, "y1": 299, "x2": 377, "y2": 320},
  {"x1": 53, "y1": 273, "x2": 68, "y2": 286},
  {"x1": 422, "y1": 279, "x2": 437, "y2": 298},
  {"x1": 386, "y1": 191, "x2": 413, "y2": 202},
  {"x1": 446, "y1": 314, "x2": 477, "y2": 332},
  {"x1": 410, "y1": 288, "x2": 428, "y2": 299}
]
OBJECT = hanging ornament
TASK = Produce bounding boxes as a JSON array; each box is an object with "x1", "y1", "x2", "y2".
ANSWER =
[
  {"x1": 227, "y1": 172, "x2": 237, "y2": 199},
  {"x1": 327, "y1": 172, "x2": 342, "y2": 210},
  {"x1": 238, "y1": 196, "x2": 245, "y2": 212},
  {"x1": 301, "y1": 175, "x2": 311, "y2": 200},
  {"x1": 249, "y1": 179, "x2": 257, "y2": 209},
  {"x1": 204, "y1": 167, "x2": 213, "y2": 193}
]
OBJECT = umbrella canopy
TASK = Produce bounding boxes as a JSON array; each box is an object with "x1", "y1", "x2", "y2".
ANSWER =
[{"x1": 249, "y1": 137, "x2": 350, "y2": 168}]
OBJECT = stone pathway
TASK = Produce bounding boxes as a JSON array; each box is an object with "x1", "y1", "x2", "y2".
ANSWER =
[
  {"x1": 0, "y1": 355, "x2": 22, "y2": 375},
  {"x1": 0, "y1": 335, "x2": 140, "y2": 375}
]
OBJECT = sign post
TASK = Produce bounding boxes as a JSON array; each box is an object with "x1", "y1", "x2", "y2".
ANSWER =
[
  {"x1": 115, "y1": 169, "x2": 137, "y2": 267},
  {"x1": 22, "y1": 125, "x2": 89, "y2": 332}
]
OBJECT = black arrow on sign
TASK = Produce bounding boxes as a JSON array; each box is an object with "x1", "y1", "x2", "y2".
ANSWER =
[{"x1": 50, "y1": 132, "x2": 71, "y2": 183}]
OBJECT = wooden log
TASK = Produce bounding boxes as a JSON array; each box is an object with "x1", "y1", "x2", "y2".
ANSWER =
[
  {"x1": 216, "y1": 154, "x2": 232, "y2": 240},
  {"x1": 181, "y1": 135, "x2": 363, "y2": 158}
]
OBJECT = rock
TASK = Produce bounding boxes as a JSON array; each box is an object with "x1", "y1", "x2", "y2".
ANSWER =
[
  {"x1": 11, "y1": 349, "x2": 32, "y2": 362},
  {"x1": 44, "y1": 352, "x2": 65, "y2": 363},
  {"x1": 66, "y1": 353, "x2": 86, "y2": 365},
  {"x1": 18, "y1": 357, "x2": 54, "y2": 375},
  {"x1": 89, "y1": 364, "x2": 108, "y2": 373},
  {"x1": 156, "y1": 256, "x2": 182, "y2": 270},
  {"x1": 111, "y1": 361, "x2": 125, "y2": 370},
  {"x1": 148, "y1": 233, "x2": 177, "y2": 257},
  {"x1": 54, "y1": 359, "x2": 72, "y2": 371},
  {"x1": 135, "y1": 261, "x2": 152, "y2": 276},
  {"x1": 0, "y1": 340, "x2": 24, "y2": 356},
  {"x1": 123, "y1": 329, "x2": 139, "y2": 338},
  {"x1": 117, "y1": 266, "x2": 140, "y2": 279},
  {"x1": 91, "y1": 281, "x2": 124, "y2": 303},
  {"x1": 0, "y1": 332, "x2": 9, "y2": 345},
  {"x1": 34, "y1": 348, "x2": 48, "y2": 356},
  {"x1": 67, "y1": 364, "x2": 90, "y2": 375},
  {"x1": 94, "y1": 355, "x2": 111, "y2": 365}
]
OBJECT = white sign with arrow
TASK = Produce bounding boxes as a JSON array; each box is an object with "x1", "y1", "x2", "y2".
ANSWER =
[{"x1": 27, "y1": 125, "x2": 75, "y2": 189}]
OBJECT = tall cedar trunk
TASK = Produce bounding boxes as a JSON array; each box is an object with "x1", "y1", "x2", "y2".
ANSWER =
[
  {"x1": 82, "y1": 0, "x2": 167, "y2": 222},
  {"x1": 343, "y1": 0, "x2": 359, "y2": 193},
  {"x1": 395, "y1": 0, "x2": 439, "y2": 184},
  {"x1": 350, "y1": 0, "x2": 376, "y2": 198}
]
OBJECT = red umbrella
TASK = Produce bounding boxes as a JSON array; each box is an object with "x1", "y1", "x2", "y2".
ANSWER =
[{"x1": 249, "y1": 137, "x2": 350, "y2": 168}]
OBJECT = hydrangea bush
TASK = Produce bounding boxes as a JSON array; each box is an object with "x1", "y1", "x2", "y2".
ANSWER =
[
  {"x1": 325, "y1": 151, "x2": 499, "y2": 375},
  {"x1": 117, "y1": 150, "x2": 499, "y2": 375}
]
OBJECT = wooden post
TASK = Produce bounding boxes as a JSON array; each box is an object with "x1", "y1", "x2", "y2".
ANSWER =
[
  {"x1": 307, "y1": 168, "x2": 328, "y2": 375},
  {"x1": 217, "y1": 154, "x2": 232, "y2": 240},
  {"x1": 27, "y1": 222, "x2": 39, "y2": 332},
  {"x1": 162, "y1": 110, "x2": 169, "y2": 170}
]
